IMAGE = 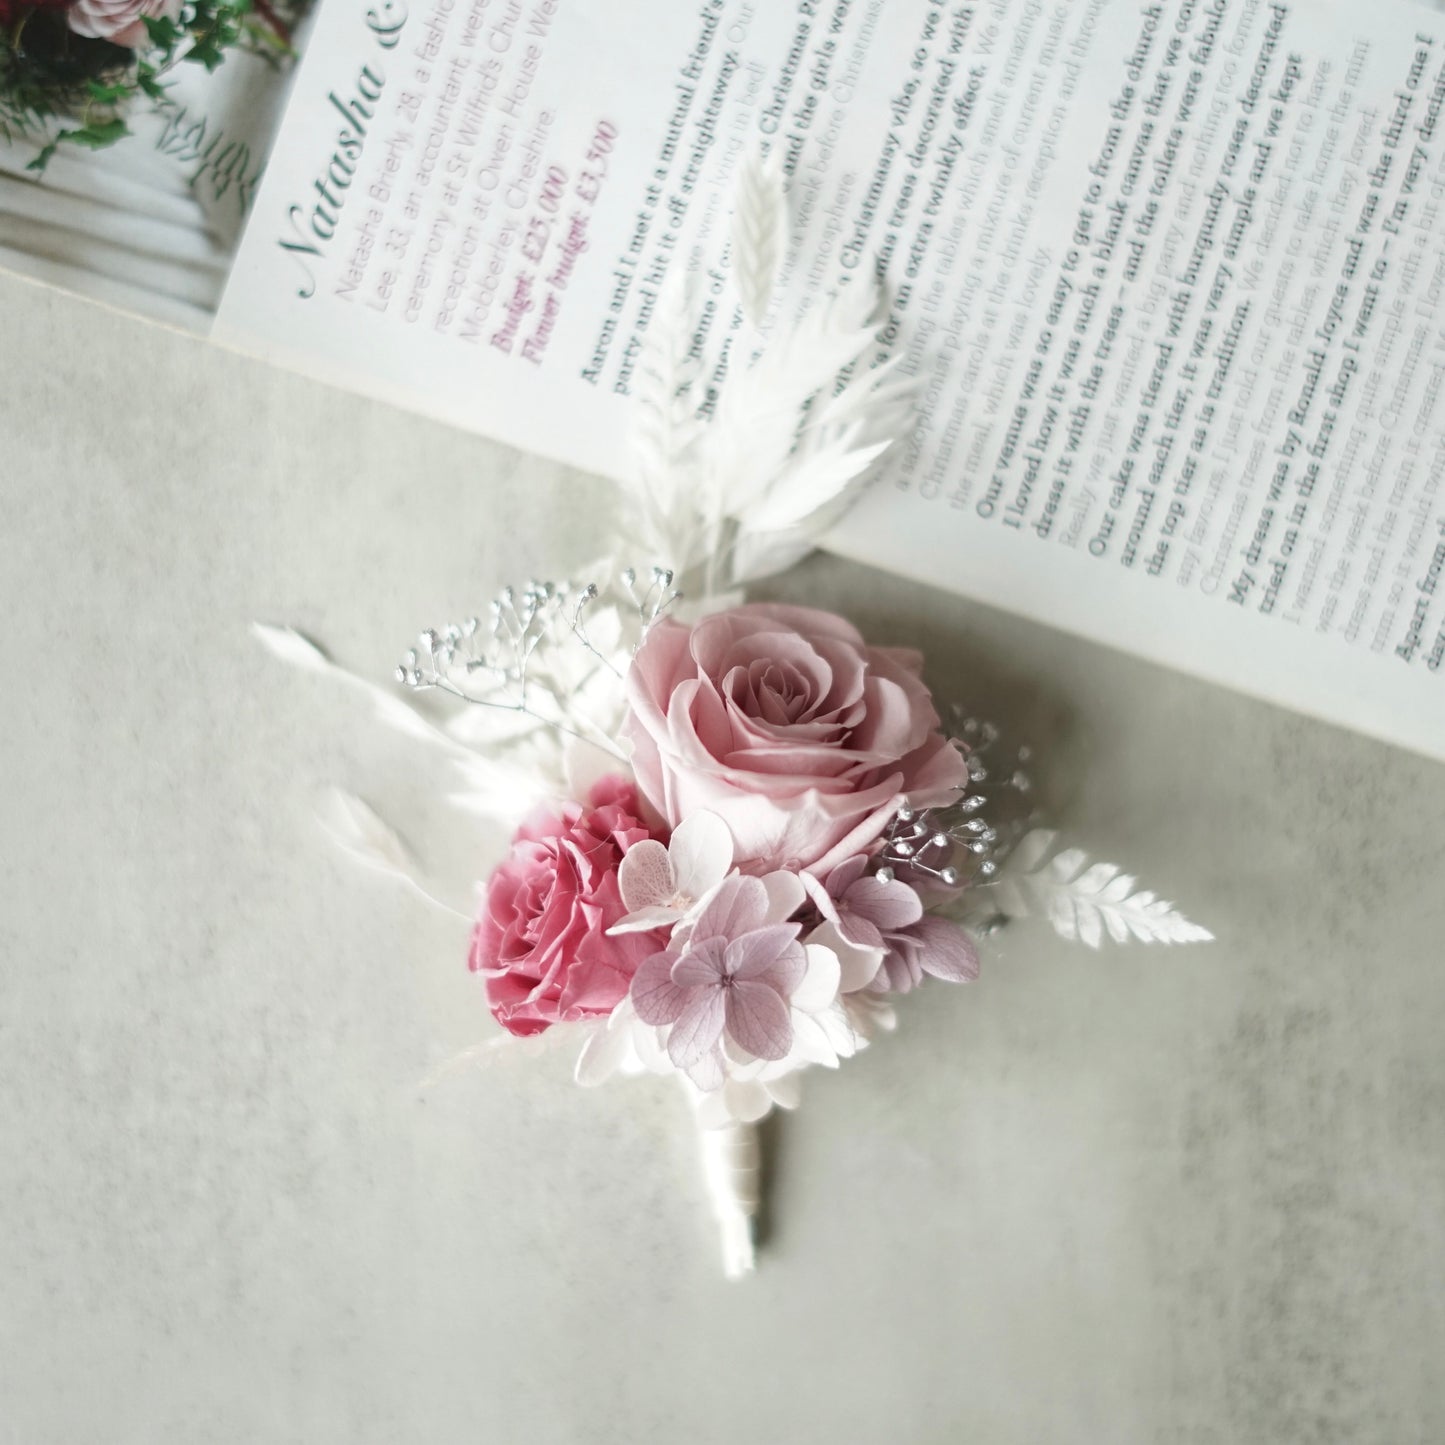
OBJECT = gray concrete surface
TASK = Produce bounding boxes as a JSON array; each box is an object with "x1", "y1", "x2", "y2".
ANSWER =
[{"x1": 1, "y1": 269, "x2": 1443, "y2": 1443}]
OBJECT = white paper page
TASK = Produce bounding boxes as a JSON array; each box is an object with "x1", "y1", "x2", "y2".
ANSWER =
[{"x1": 215, "y1": 0, "x2": 1445, "y2": 763}]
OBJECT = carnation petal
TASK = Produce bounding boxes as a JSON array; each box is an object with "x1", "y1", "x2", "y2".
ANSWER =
[{"x1": 724, "y1": 980, "x2": 792, "y2": 1061}]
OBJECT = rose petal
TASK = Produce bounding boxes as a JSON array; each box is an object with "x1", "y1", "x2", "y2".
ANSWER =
[
  {"x1": 557, "y1": 954, "x2": 634, "y2": 1018},
  {"x1": 896, "y1": 733, "x2": 968, "y2": 809},
  {"x1": 724, "y1": 980, "x2": 792, "y2": 1061}
]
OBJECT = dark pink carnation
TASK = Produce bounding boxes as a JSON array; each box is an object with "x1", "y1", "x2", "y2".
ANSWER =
[{"x1": 470, "y1": 777, "x2": 666, "y2": 1036}]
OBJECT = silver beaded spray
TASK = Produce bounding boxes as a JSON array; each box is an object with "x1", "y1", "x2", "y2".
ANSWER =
[
  {"x1": 394, "y1": 567, "x2": 680, "y2": 755},
  {"x1": 397, "y1": 567, "x2": 679, "y2": 707},
  {"x1": 874, "y1": 713, "x2": 1035, "y2": 891}
]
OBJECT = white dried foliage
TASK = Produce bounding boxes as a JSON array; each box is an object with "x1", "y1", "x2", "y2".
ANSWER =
[
  {"x1": 251, "y1": 620, "x2": 331, "y2": 674},
  {"x1": 316, "y1": 789, "x2": 418, "y2": 882},
  {"x1": 730, "y1": 147, "x2": 786, "y2": 328},
  {"x1": 252, "y1": 622, "x2": 466, "y2": 757},
  {"x1": 616, "y1": 153, "x2": 909, "y2": 592},
  {"x1": 395, "y1": 573, "x2": 675, "y2": 774},
  {"x1": 422, "y1": 1019, "x2": 601, "y2": 1091},
  {"x1": 628, "y1": 275, "x2": 706, "y2": 562},
  {"x1": 709, "y1": 283, "x2": 883, "y2": 514},
  {"x1": 987, "y1": 829, "x2": 1214, "y2": 948}
]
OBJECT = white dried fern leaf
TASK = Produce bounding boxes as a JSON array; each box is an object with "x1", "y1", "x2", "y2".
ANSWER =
[
  {"x1": 990, "y1": 829, "x2": 1213, "y2": 948},
  {"x1": 730, "y1": 147, "x2": 787, "y2": 329}
]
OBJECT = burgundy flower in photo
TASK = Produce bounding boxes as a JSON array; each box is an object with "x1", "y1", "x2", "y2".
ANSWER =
[{"x1": 66, "y1": 0, "x2": 180, "y2": 49}]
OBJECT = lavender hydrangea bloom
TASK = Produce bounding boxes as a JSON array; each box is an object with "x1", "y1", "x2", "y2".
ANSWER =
[
  {"x1": 871, "y1": 915, "x2": 980, "y2": 993},
  {"x1": 631, "y1": 873, "x2": 809, "y2": 1089},
  {"x1": 803, "y1": 853, "x2": 979, "y2": 995},
  {"x1": 802, "y1": 854, "x2": 924, "y2": 949}
]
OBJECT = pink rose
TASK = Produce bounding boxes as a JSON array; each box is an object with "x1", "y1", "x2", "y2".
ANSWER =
[
  {"x1": 624, "y1": 603, "x2": 965, "y2": 876},
  {"x1": 470, "y1": 777, "x2": 665, "y2": 1036},
  {"x1": 67, "y1": 0, "x2": 180, "y2": 49}
]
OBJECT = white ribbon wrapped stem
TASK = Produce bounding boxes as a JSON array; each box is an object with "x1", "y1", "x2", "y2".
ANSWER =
[{"x1": 700, "y1": 1121, "x2": 760, "y2": 1279}]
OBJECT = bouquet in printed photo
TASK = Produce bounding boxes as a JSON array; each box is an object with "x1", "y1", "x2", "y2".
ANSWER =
[{"x1": 1, "y1": 0, "x2": 297, "y2": 171}]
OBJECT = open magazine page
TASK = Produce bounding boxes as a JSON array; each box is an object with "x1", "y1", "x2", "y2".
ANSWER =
[
  {"x1": 213, "y1": 0, "x2": 1445, "y2": 762},
  {"x1": 827, "y1": 0, "x2": 1445, "y2": 762}
]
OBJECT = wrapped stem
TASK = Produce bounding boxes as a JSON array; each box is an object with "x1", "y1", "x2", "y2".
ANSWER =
[{"x1": 700, "y1": 1120, "x2": 761, "y2": 1279}]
